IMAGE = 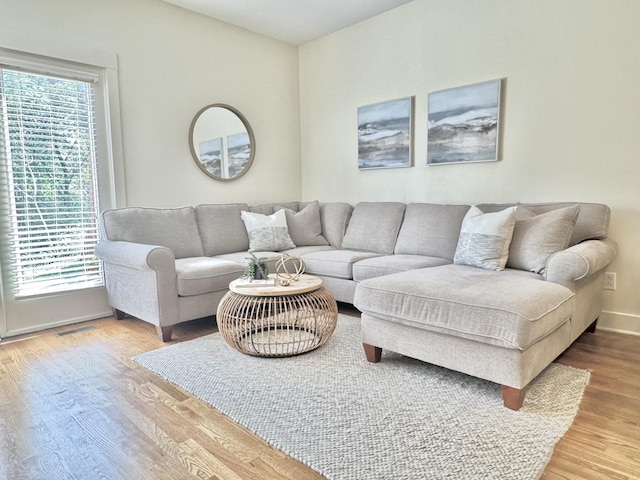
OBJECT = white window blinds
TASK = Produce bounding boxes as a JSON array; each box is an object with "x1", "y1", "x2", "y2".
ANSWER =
[{"x1": 0, "y1": 68, "x2": 103, "y2": 297}]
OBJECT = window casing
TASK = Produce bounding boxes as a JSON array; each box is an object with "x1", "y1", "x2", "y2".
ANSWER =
[{"x1": 0, "y1": 49, "x2": 121, "y2": 298}]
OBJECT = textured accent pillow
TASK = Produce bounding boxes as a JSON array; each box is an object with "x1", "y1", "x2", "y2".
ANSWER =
[
  {"x1": 506, "y1": 205, "x2": 580, "y2": 273},
  {"x1": 240, "y1": 209, "x2": 296, "y2": 252},
  {"x1": 284, "y1": 201, "x2": 329, "y2": 247},
  {"x1": 454, "y1": 206, "x2": 517, "y2": 271}
]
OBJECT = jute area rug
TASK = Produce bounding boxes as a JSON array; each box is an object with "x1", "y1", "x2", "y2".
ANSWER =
[{"x1": 133, "y1": 314, "x2": 589, "y2": 480}]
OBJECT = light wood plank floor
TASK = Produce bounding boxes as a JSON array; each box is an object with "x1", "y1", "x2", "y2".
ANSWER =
[{"x1": 0, "y1": 309, "x2": 638, "y2": 480}]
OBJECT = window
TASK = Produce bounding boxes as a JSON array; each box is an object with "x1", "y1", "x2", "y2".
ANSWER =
[{"x1": 0, "y1": 52, "x2": 116, "y2": 297}]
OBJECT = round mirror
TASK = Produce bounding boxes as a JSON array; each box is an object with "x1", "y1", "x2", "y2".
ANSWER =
[{"x1": 189, "y1": 104, "x2": 255, "y2": 181}]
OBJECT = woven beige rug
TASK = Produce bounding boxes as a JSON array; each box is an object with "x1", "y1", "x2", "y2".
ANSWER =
[{"x1": 134, "y1": 314, "x2": 589, "y2": 480}]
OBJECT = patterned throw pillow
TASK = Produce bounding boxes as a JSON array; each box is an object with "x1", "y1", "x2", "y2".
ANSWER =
[
  {"x1": 240, "y1": 209, "x2": 296, "y2": 252},
  {"x1": 454, "y1": 206, "x2": 517, "y2": 271}
]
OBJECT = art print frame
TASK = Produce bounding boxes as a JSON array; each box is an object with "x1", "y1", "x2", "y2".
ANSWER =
[
  {"x1": 427, "y1": 79, "x2": 502, "y2": 165},
  {"x1": 358, "y1": 96, "x2": 414, "y2": 170}
]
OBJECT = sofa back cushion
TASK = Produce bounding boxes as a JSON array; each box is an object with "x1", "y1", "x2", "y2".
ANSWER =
[
  {"x1": 249, "y1": 202, "x2": 299, "y2": 214},
  {"x1": 310, "y1": 202, "x2": 353, "y2": 248},
  {"x1": 394, "y1": 203, "x2": 471, "y2": 259},
  {"x1": 101, "y1": 206, "x2": 204, "y2": 259},
  {"x1": 196, "y1": 203, "x2": 250, "y2": 255},
  {"x1": 341, "y1": 202, "x2": 406, "y2": 254},
  {"x1": 477, "y1": 202, "x2": 610, "y2": 246}
]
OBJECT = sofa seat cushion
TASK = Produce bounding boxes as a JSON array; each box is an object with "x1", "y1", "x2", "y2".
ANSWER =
[
  {"x1": 352, "y1": 255, "x2": 451, "y2": 282},
  {"x1": 301, "y1": 249, "x2": 382, "y2": 279},
  {"x1": 175, "y1": 257, "x2": 245, "y2": 296},
  {"x1": 354, "y1": 264, "x2": 574, "y2": 350},
  {"x1": 214, "y1": 251, "x2": 283, "y2": 275},
  {"x1": 284, "y1": 245, "x2": 336, "y2": 257}
]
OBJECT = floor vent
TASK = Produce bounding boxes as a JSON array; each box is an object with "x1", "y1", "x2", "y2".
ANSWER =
[{"x1": 56, "y1": 325, "x2": 97, "y2": 337}]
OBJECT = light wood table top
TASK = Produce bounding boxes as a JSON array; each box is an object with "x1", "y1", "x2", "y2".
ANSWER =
[{"x1": 229, "y1": 274, "x2": 323, "y2": 296}]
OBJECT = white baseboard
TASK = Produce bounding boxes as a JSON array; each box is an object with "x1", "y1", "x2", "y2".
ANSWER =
[
  {"x1": 4, "y1": 309, "x2": 638, "y2": 338},
  {"x1": 4, "y1": 310, "x2": 112, "y2": 338},
  {"x1": 598, "y1": 310, "x2": 640, "y2": 337}
]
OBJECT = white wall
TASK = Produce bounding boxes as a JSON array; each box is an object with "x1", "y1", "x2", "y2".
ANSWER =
[
  {"x1": 299, "y1": 0, "x2": 640, "y2": 334},
  {"x1": 1, "y1": 0, "x2": 302, "y2": 208}
]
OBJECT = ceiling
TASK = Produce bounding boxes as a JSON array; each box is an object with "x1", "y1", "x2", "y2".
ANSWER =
[{"x1": 159, "y1": 0, "x2": 414, "y2": 45}]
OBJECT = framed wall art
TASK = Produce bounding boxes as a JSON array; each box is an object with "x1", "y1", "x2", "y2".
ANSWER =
[
  {"x1": 227, "y1": 131, "x2": 251, "y2": 178},
  {"x1": 358, "y1": 96, "x2": 414, "y2": 170},
  {"x1": 198, "y1": 137, "x2": 223, "y2": 177},
  {"x1": 427, "y1": 79, "x2": 502, "y2": 165}
]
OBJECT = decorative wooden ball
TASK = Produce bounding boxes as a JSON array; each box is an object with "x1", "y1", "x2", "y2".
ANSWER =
[{"x1": 275, "y1": 254, "x2": 306, "y2": 286}]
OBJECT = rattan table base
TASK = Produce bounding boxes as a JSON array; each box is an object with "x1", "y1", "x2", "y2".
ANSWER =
[{"x1": 216, "y1": 285, "x2": 338, "y2": 357}]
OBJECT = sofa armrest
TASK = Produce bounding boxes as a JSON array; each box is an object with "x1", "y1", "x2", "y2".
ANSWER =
[
  {"x1": 545, "y1": 239, "x2": 618, "y2": 289},
  {"x1": 95, "y1": 240, "x2": 175, "y2": 273},
  {"x1": 94, "y1": 240, "x2": 179, "y2": 328}
]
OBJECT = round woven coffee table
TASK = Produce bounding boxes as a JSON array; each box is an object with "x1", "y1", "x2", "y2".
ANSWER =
[{"x1": 216, "y1": 274, "x2": 338, "y2": 357}]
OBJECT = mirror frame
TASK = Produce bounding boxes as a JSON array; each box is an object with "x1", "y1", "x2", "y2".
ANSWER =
[{"x1": 188, "y1": 103, "x2": 256, "y2": 182}]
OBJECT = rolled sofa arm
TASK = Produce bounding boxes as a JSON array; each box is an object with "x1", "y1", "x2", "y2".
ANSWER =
[
  {"x1": 545, "y1": 239, "x2": 618, "y2": 289},
  {"x1": 94, "y1": 240, "x2": 175, "y2": 272},
  {"x1": 94, "y1": 240, "x2": 179, "y2": 328}
]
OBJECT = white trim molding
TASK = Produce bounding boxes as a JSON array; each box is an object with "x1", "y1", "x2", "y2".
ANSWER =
[{"x1": 598, "y1": 310, "x2": 640, "y2": 337}]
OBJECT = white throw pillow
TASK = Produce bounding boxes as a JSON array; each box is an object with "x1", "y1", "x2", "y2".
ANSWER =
[
  {"x1": 240, "y1": 209, "x2": 296, "y2": 252},
  {"x1": 454, "y1": 206, "x2": 517, "y2": 271}
]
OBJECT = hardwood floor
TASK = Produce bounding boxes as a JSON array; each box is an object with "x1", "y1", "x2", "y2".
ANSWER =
[
  {"x1": 545, "y1": 329, "x2": 640, "y2": 480},
  {"x1": 0, "y1": 309, "x2": 638, "y2": 480}
]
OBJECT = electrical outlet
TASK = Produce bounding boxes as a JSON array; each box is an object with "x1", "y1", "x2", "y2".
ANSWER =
[{"x1": 604, "y1": 272, "x2": 616, "y2": 290}]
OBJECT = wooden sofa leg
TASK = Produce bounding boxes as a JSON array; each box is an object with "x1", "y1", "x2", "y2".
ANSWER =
[
  {"x1": 363, "y1": 343, "x2": 382, "y2": 363},
  {"x1": 156, "y1": 325, "x2": 173, "y2": 342},
  {"x1": 500, "y1": 385, "x2": 527, "y2": 411},
  {"x1": 112, "y1": 308, "x2": 125, "y2": 320},
  {"x1": 586, "y1": 318, "x2": 598, "y2": 333}
]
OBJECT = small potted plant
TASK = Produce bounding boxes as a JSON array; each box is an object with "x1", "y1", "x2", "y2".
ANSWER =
[{"x1": 243, "y1": 253, "x2": 269, "y2": 281}]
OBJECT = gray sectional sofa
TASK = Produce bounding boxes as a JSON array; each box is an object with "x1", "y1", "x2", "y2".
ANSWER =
[{"x1": 95, "y1": 199, "x2": 617, "y2": 409}]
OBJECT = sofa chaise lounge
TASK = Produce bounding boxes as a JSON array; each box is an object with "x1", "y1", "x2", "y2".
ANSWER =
[{"x1": 95, "y1": 200, "x2": 617, "y2": 409}]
